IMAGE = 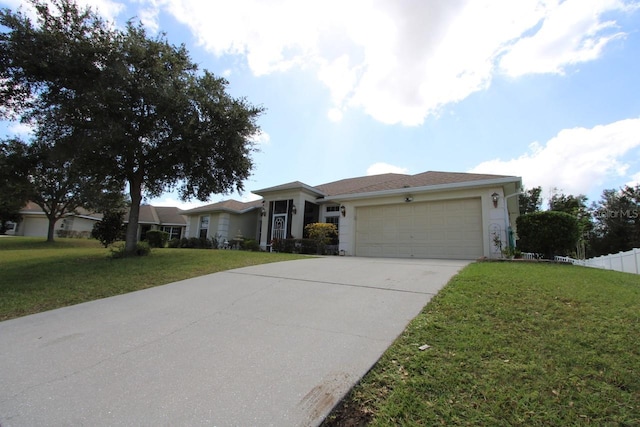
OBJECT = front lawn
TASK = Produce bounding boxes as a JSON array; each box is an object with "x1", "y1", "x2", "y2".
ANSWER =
[
  {"x1": 323, "y1": 262, "x2": 640, "y2": 426},
  {"x1": 0, "y1": 237, "x2": 307, "y2": 321}
]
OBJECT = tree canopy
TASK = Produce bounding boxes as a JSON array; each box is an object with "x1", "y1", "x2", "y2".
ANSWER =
[
  {"x1": 519, "y1": 186, "x2": 542, "y2": 215},
  {"x1": 0, "y1": 139, "x2": 33, "y2": 233},
  {"x1": 590, "y1": 186, "x2": 640, "y2": 255},
  {"x1": 1, "y1": 0, "x2": 263, "y2": 252}
]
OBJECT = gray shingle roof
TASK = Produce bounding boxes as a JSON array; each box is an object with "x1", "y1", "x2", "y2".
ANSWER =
[
  {"x1": 180, "y1": 199, "x2": 262, "y2": 215},
  {"x1": 154, "y1": 206, "x2": 187, "y2": 225},
  {"x1": 315, "y1": 171, "x2": 516, "y2": 196}
]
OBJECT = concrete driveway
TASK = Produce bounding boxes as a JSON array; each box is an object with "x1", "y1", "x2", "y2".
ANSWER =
[{"x1": 0, "y1": 256, "x2": 469, "y2": 426}]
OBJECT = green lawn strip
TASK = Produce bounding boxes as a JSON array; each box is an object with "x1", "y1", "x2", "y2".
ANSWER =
[
  {"x1": 0, "y1": 237, "x2": 307, "y2": 321},
  {"x1": 324, "y1": 262, "x2": 640, "y2": 426}
]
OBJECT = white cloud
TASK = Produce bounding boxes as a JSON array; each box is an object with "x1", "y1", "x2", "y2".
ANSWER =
[
  {"x1": 148, "y1": 196, "x2": 203, "y2": 211},
  {"x1": 327, "y1": 108, "x2": 343, "y2": 122},
  {"x1": 627, "y1": 172, "x2": 640, "y2": 189},
  {"x1": 469, "y1": 118, "x2": 640, "y2": 197},
  {"x1": 238, "y1": 192, "x2": 262, "y2": 203},
  {"x1": 7, "y1": 122, "x2": 34, "y2": 138},
  {"x1": 250, "y1": 130, "x2": 270, "y2": 145},
  {"x1": 499, "y1": 0, "x2": 628, "y2": 77},
  {"x1": 366, "y1": 162, "x2": 409, "y2": 176},
  {"x1": 138, "y1": 0, "x2": 634, "y2": 126},
  {"x1": 136, "y1": 2, "x2": 160, "y2": 34},
  {"x1": 4, "y1": 0, "x2": 125, "y2": 27}
]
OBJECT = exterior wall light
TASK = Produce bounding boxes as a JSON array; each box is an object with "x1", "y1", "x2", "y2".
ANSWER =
[
  {"x1": 405, "y1": 196, "x2": 413, "y2": 203},
  {"x1": 260, "y1": 201, "x2": 266, "y2": 216},
  {"x1": 292, "y1": 204, "x2": 297, "y2": 215},
  {"x1": 340, "y1": 205, "x2": 346, "y2": 217},
  {"x1": 491, "y1": 192, "x2": 499, "y2": 208}
]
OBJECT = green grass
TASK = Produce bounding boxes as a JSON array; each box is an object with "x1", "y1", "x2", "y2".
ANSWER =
[
  {"x1": 0, "y1": 237, "x2": 307, "y2": 321},
  {"x1": 324, "y1": 262, "x2": 640, "y2": 426}
]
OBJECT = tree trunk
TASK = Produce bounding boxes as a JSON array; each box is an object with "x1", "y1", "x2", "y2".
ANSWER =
[
  {"x1": 125, "y1": 177, "x2": 143, "y2": 255},
  {"x1": 46, "y1": 214, "x2": 57, "y2": 242}
]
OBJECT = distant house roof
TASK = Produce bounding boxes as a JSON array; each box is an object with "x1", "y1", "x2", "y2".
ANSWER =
[
  {"x1": 20, "y1": 202, "x2": 103, "y2": 220},
  {"x1": 128, "y1": 205, "x2": 186, "y2": 226},
  {"x1": 154, "y1": 206, "x2": 186, "y2": 226},
  {"x1": 180, "y1": 199, "x2": 263, "y2": 215}
]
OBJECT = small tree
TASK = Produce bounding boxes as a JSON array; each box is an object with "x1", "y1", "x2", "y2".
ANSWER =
[
  {"x1": 516, "y1": 211, "x2": 579, "y2": 259},
  {"x1": 304, "y1": 222, "x2": 338, "y2": 255},
  {"x1": 145, "y1": 230, "x2": 169, "y2": 248},
  {"x1": 91, "y1": 210, "x2": 125, "y2": 247},
  {"x1": 519, "y1": 186, "x2": 543, "y2": 215}
]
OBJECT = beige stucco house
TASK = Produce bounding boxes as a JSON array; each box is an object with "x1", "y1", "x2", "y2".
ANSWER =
[
  {"x1": 9, "y1": 202, "x2": 103, "y2": 238},
  {"x1": 11, "y1": 203, "x2": 187, "y2": 241},
  {"x1": 181, "y1": 171, "x2": 522, "y2": 260},
  {"x1": 181, "y1": 200, "x2": 263, "y2": 244}
]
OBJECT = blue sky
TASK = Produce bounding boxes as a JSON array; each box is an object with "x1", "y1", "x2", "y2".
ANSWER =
[{"x1": 3, "y1": 0, "x2": 640, "y2": 210}]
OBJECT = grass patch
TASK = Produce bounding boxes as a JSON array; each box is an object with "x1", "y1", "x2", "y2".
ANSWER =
[
  {"x1": 0, "y1": 237, "x2": 307, "y2": 321},
  {"x1": 323, "y1": 262, "x2": 640, "y2": 426}
]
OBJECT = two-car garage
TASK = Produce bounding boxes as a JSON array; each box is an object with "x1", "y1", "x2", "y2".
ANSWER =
[{"x1": 355, "y1": 198, "x2": 483, "y2": 260}]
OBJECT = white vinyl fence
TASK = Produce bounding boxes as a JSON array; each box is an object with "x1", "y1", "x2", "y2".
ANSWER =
[{"x1": 553, "y1": 248, "x2": 640, "y2": 275}]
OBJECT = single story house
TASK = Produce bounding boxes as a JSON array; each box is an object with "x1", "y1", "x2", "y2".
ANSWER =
[
  {"x1": 9, "y1": 202, "x2": 103, "y2": 238},
  {"x1": 180, "y1": 171, "x2": 522, "y2": 260},
  {"x1": 10, "y1": 203, "x2": 187, "y2": 241},
  {"x1": 136, "y1": 205, "x2": 187, "y2": 241},
  {"x1": 181, "y1": 199, "x2": 264, "y2": 244}
]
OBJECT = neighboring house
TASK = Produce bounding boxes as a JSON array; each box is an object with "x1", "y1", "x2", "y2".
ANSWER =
[
  {"x1": 181, "y1": 171, "x2": 522, "y2": 260},
  {"x1": 11, "y1": 202, "x2": 187, "y2": 241},
  {"x1": 10, "y1": 202, "x2": 102, "y2": 238},
  {"x1": 181, "y1": 199, "x2": 263, "y2": 244},
  {"x1": 132, "y1": 205, "x2": 187, "y2": 242}
]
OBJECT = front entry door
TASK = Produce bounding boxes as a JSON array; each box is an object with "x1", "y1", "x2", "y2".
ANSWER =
[{"x1": 272, "y1": 214, "x2": 287, "y2": 241}]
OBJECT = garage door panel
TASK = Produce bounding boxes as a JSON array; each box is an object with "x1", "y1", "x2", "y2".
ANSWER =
[{"x1": 356, "y1": 198, "x2": 483, "y2": 260}]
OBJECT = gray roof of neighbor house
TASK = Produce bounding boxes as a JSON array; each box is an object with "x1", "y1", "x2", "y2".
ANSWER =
[
  {"x1": 124, "y1": 205, "x2": 186, "y2": 226},
  {"x1": 154, "y1": 207, "x2": 186, "y2": 226},
  {"x1": 180, "y1": 199, "x2": 263, "y2": 215},
  {"x1": 20, "y1": 202, "x2": 104, "y2": 220}
]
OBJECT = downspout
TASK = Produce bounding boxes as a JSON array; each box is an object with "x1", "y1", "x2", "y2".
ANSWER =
[{"x1": 503, "y1": 192, "x2": 523, "y2": 249}]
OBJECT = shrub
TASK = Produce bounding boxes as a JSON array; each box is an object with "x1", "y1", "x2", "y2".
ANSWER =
[
  {"x1": 181, "y1": 237, "x2": 213, "y2": 249},
  {"x1": 271, "y1": 238, "x2": 293, "y2": 253},
  {"x1": 91, "y1": 210, "x2": 125, "y2": 247},
  {"x1": 168, "y1": 238, "x2": 181, "y2": 248},
  {"x1": 145, "y1": 230, "x2": 169, "y2": 248},
  {"x1": 296, "y1": 238, "x2": 317, "y2": 254},
  {"x1": 109, "y1": 241, "x2": 151, "y2": 258},
  {"x1": 516, "y1": 211, "x2": 579, "y2": 259},
  {"x1": 270, "y1": 238, "x2": 325, "y2": 254},
  {"x1": 210, "y1": 234, "x2": 222, "y2": 249},
  {"x1": 242, "y1": 239, "x2": 260, "y2": 251},
  {"x1": 304, "y1": 222, "x2": 338, "y2": 254}
]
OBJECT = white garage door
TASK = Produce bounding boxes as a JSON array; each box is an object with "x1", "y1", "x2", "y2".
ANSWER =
[{"x1": 355, "y1": 198, "x2": 483, "y2": 259}]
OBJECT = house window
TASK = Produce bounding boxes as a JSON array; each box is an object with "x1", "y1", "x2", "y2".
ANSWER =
[
  {"x1": 325, "y1": 216, "x2": 339, "y2": 245},
  {"x1": 199, "y1": 216, "x2": 209, "y2": 239},
  {"x1": 326, "y1": 205, "x2": 340, "y2": 212},
  {"x1": 161, "y1": 226, "x2": 181, "y2": 240},
  {"x1": 325, "y1": 215, "x2": 339, "y2": 230}
]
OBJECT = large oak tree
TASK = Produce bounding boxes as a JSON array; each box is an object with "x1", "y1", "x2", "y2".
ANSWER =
[
  {"x1": 1, "y1": 0, "x2": 263, "y2": 253},
  {"x1": 0, "y1": 139, "x2": 33, "y2": 233}
]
